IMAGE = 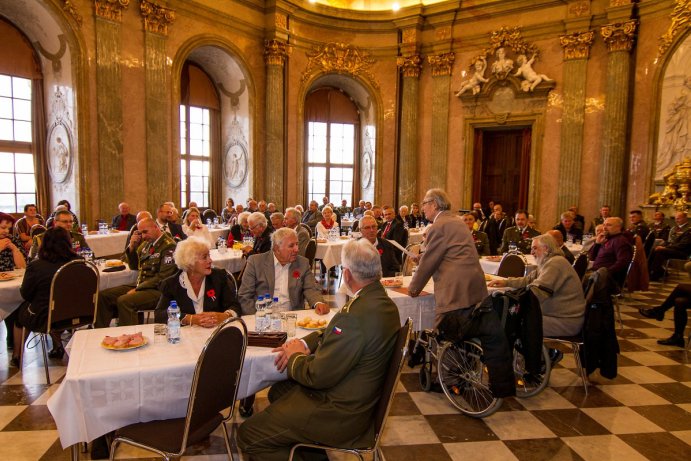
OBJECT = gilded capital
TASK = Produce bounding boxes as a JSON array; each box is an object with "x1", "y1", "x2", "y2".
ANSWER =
[
  {"x1": 62, "y1": 1, "x2": 84, "y2": 26},
  {"x1": 427, "y1": 53, "x2": 455, "y2": 77},
  {"x1": 301, "y1": 42, "x2": 379, "y2": 89},
  {"x1": 601, "y1": 20, "x2": 638, "y2": 52},
  {"x1": 560, "y1": 31, "x2": 595, "y2": 60},
  {"x1": 264, "y1": 39, "x2": 290, "y2": 66},
  {"x1": 397, "y1": 55, "x2": 422, "y2": 78},
  {"x1": 139, "y1": 0, "x2": 175, "y2": 36},
  {"x1": 94, "y1": 0, "x2": 130, "y2": 22}
]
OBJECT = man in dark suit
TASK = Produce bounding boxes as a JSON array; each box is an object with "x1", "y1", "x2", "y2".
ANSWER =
[
  {"x1": 360, "y1": 215, "x2": 400, "y2": 277},
  {"x1": 242, "y1": 212, "x2": 273, "y2": 257},
  {"x1": 380, "y1": 205, "x2": 408, "y2": 249},
  {"x1": 479, "y1": 203, "x2": 512, "y2": 255},
  {"x1": 499, "y1": 210, "x2": 540, "y2": 254},
  {"x1": 301, "y1": 200, "x2": 323, "y2": 233},
  {"x1": 463, "y1": 213, "x2": 490, "y2": 256},
  {"x1": 649, "y1": 211, "x2": 691, "y2": 281},
  {"x1": 156, "y1": 202, "x2": 187, "y2": 241},
  {"x1": 546, "y1": 229, "x2": 575, "y2": 264},
  {"x1": 238, "y1": 227, "x2": 328, "y2": 315},
  {"x1": 110, "y1": 202, "x2": 136, "y2": 231},
  {"x1": 238, "y1": 239, "x2": 401, "y2": 461}
]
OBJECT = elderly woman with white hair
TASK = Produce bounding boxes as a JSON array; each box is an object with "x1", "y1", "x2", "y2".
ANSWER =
[
  {"x1": 488, "y1": 233, "x2": 585, "y2": 337},
  {"x1": 315, "y1": 205, "x2": 337, "y2": 239},
  {"x1": 154, "y1": 237, "x2": 240, "y2": 326},
  {"x1": 230, "y1": 211, "x2": 251, "y2": 242}
]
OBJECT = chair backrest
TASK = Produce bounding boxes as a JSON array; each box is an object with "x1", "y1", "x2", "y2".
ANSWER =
[
  {"x1": 642, "y1": 231, "x2": 656, "y2": 259},
  {"x1": 621, "y1": 243, "x2": 637, "y2": 291},
  {"x1": 401, "y1": 243, "x2": 421, "y2": 276},
  {"x1": 45, "y1": 216, "x2": 54, "y2": 228},
  {"x1": 372, "y1": 318, "x2": 412, "y2": 444},
  {"x1": 47, "y1": 260, "x2": 100, "y2": 332},
  {"x1": 300, "y1": 223, "x2": 313, "y2": 238},
  {"x1": 182, "y1": 318, "x2": 247, "y2": 450},
  {"x1": 572, "y1": 252, "x2": 589, "y2": 281},
  {"x1": 30, "y1": 224, "x2": 47, "y2": 238},
  {"x1": 497, "y1": 253, "x2": 526, "y2": 278},
  {"x1": 224, "y1": 268, "x2": 238, "y2": 294},
  {"x1": 202, "y1": 209, "x2": 218, "y2": 221},
  {"x1": 305, "y1": 239, "x2": 317, "y2": 269}
]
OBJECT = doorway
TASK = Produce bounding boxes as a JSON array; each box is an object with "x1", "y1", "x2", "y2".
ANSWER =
[{"x1": 472, "y1": 127, "x2": 531, "y2": 215}]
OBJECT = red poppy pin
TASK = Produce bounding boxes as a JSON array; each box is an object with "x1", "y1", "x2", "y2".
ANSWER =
[
  {"x1": 292, "y1": 270, "x2": 301, "y2": 279},
  {"x1": 206, "y1": 289, "x2": 216, "y2": 301},
  {"x1": 149, "y1": 246, "x2": 155, "y2": 255},
  {"x1": 378, "y1": 248, "x2": 383, "y2": 255}
]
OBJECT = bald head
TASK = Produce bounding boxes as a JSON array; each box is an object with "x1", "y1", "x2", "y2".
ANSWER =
[
  {"x1": 546, "y1": 229, "x2": 564, "y2": 246},
  {"x1": 136, "y1": 211, "x2": 152, "y2": 222}
]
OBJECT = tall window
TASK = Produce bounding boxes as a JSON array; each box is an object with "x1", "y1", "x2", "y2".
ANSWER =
[
  {"x1": 179, "y1": 105, "x2": 210, "y2": 208},
  {"x1": 0, "y1": 74, "x2": 35, "y2": 213},
  {"x1": 305, "y1": 88, "x2": 358, "y2": 206}
]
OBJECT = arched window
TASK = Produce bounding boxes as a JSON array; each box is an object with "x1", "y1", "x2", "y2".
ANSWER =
[
  {"x1": 304, "y1": 87, "x2": 359, "y2": 206},
  {"x1": 0, "y1": 18, "x2": 42, "y2": 213},
  {"x1": 179, "y1": 62, "x2": 220, "y2": 208}
]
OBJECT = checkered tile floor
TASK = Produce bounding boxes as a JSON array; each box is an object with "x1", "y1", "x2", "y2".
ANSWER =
[{"x1": 1, "y1": 275, "x2": 690, "y2": 460}]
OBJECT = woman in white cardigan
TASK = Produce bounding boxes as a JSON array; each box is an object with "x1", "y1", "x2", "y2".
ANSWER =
[{"x1": 182, "y1": 208, "x2": 214, "y2": 247}]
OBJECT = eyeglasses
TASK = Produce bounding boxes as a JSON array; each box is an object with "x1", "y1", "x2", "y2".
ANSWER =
[
  {"x1": 249, "y1": 223, "x2": 263, "y2": 230},
  {"x1": 422, "y1": 199, "x2": 434, "y2": 205}
]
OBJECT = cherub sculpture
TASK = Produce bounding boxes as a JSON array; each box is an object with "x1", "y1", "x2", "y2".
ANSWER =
[
  {"x1": 513, "y1": 53, "x2": 552, "y2": 92},
  {"x1": 456, "y1": 57, "x2": 489, "y2": 96}
]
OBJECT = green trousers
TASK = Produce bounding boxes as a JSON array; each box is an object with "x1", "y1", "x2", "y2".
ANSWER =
[{"x1": 95, "y1": 285, "x2": 161, "y2": 327}]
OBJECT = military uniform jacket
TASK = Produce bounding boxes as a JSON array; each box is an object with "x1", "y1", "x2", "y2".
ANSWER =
[
  {"x1": 29, "y1": 230, "x2": 89, "y2": 259},
  {"x1": 471, "y1": 230, "x2": 490, "y2": 256},
  {"x1": 499, "y1": 226, "x2": 540, "y2": 254},
  {"x1": 284, "y1": 281, "x2": 401, "y2": 447},
  {"x1": 127, "y1": 233, "x2": 177, "y2": 291},
  {"x1": 665, "y1": 222, "x2": 691, "y2": 254}
]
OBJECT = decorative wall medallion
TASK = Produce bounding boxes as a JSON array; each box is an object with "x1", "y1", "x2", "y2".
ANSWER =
[
  {"x1": 47, "y1": 122, "x2": 73, "y2": 184},
  {"x1": 224, "y1": 117, "x2": 249, "y2": 188},
  {"x1": 657, "y1": 0, "x2": 691, "y2": 59},
  {"x1": 568, "y1": 1, "x2": 590, "y2": 18},
  {"x1": 301, "y1": 42, "x2": 379, "y2": 89}
]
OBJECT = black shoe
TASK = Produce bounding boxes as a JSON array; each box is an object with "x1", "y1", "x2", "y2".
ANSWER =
[
  {"x1": 9, "y1": 357, "x2": 19, "y2": 368},
  {"x1": 48, "y1": 347, "x2": 65, "y2": 359},
  {"x1": 639, "y1": 307, "x2": 664, "y2": 321},
  {"x1": 549, "y1": 349, "x2": 564, "y2": 366},
  {"x1": 90, "y1": 435, "x2": 110, "y2": 459},
  {"x1": 239, "y1": 405, "x2": 254, "y2": 418},
  {"x1": 657, "y1": 335, "x2": 685, "y2": 347}
]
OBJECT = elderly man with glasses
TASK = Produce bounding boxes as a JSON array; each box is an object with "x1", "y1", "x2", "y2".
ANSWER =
[
  {"x1": 242, "y1": 212, "x2": 273, "y2": 257},
  {"x1": 29, "y1": 209, "x2": 89, "y2": 259}
]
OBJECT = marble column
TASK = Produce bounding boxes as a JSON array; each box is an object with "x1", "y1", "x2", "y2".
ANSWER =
[
  {"x1": 140, "y1": 1, "x2": 175, "y2": 211},
  {"x1": 427, "y1": 53, "x2": 454, "y2": 191},
  {"x1": 597, "y1": 21, "x2": 638, "y2": 216},
  {"x1": 264, "y1": 40, "x2": 288, "y2": 208},
  {"x1": 396, "y1": 55, "x2": 422, "y2": 206},
  {"x1": 557, "y1": 31, "x2": 594, "y2": 214},
  {"x1": 94, "y1": 0, "x2": 130, "y2": 220}
]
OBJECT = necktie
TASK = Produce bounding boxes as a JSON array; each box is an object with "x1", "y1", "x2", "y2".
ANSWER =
[{"x1": 383, "y1": 222, "x2": 391, "y2": 238}]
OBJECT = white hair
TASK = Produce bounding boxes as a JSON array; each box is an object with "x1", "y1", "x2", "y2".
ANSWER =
[
  {"x1": 237, "y1": 211, "x2": 251, "y2": 224},
  {"x1": 173, "y1": 237, "x2": 211, "y2": 272},
  {"x1": 248, "y1": 212, "x2": 267, "y2": 227},
  {"x1": 285, "y1": 207, "x2": 301, "y2": 222},
  {"x1": 341, "y1": 239, "x2": 382, "y2": 283},
  {"x1": 271, "y1": 227, "x2": 297, "y2": 248}
]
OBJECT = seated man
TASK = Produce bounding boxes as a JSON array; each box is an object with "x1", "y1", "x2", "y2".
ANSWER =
[
  {"x1": 588, "y1": 217, "x2": 633, "y2": 285},
  {"x1": 284, "y1": 208, "x2": 310, "y2": 256},
  {"x1": 479, "y1": 203, "x2": 512, "y2": 255},
  {"x1": 359, "y1": 215, "x2": 400, "y2": 277},
  {"x1": 568, "y1": 205, "x2": 586, "y2": 232},
  {"x1": 462, "y1": 213, "x2": 490, "y2": 256},
  {"x1": 30, "y1": 209, "x2": 89, "y2": 259},
  {"x1": 649, "y1": 211, "x2": 691, "y2": 281},
  {"x1": 238, "y1": 227, "x2": 328, "y2": 315},
  {"x1": 156, "y1": 202, "x2": 186, "y2": 241},
  {"x1": 546, "y1": 229, "x2": 575, "y2": 264},
  {"x1": 336, "y1": 199, "x2": 351, "y2": 217},
  {"x1": 95, "y1": 218, "x2": 177, "y2": 327},
  {"x1": 553, "y1": 211, "x2": 583, "y2": 243},
  {"x1": 352, "y1": 200, "x2": 365, "y2": 219},
  {"x1": 628, "y1": 209, "x2": 650, "y2": 241},
  {"x1": 238, "y1": 239, "x2": 400, "y2": 461},
  {"x1": 111, "y1": 202, "x2": 136, "y2": 231},
  {"x1": 379, "y1": 205, "x2": 407, "y2": 249},
  {"x1": 123, "y1": 211, "x2": 153, "y2": 253},
  {"x1": 650, "y1": 211, "x2": 671, "y2": 241},
  {"x1": 639, "y1": 262, "x2": 691, "y2": 346},
  {"x1": 301, "y1": 200, "x2": 323, "y2": 233},
  {"x1": 499, "y1": 209, "x2": 540, "y2": 254},
  {"x1": 588, "y1": 205, "x2": 610, "y2": 234},
  {"x1": 242, "y1": 212, "x2": 273, "y2": 256}
]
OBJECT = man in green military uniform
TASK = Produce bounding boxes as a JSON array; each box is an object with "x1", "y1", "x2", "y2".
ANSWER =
[
  {"x1": 238, "y1": 239, "x2": 400, "y2": 461},
  {"x1": 499, "y1": 209, "x2": 540, "y2": 254},
  {"x1": 95, "y1": 218, "x2": 177, "y2": 327},
  {"x1": 29, "y1": 209, "x2": 89, "y2": 259}
]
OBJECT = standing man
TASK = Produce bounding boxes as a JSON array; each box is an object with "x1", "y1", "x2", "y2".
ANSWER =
[
  {"x1": 359, "y1": 215, "x2": 400, "y2": 277},
  {"x1": 238, "y1": 239, "x2": 400, "y2": 461},
  {"x1": 499, "y1": 209, "x2": 540, "y2": 254},
  {"x1": 408, "y1": 189, "x2": 515, "y2": 398},
  {"x1": 111, "y1": 202, "x2": 136, "y2": 231},
  {"x1": 96, "y1": 218, "x2": 177, "y2": 327}
]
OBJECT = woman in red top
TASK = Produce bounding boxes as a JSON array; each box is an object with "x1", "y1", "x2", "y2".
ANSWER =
[{"x1": 315, "y1": 206, "x2": 336, "y2": 239}]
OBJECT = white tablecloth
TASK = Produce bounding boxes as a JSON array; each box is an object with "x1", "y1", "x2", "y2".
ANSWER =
[
  {"x1": 208, "y1": 225, "x2": 231, "y2": 242},
  {"x1": 84, "y1": 232, "x2": 129, "y2": 258},
  {"x1": 341, "y1": 218, "x2": 354, "y2": 228},
  {"x1": 480, "y1": 255, "x2": 537, "y2": 275},
  {"x1": 407, "y1": 229, "x2": 424, "y2": 245},
  {"x1": 314, "y1": 239, "x2": 348, "y2": 269},
  {"x1": 47, "y1": 309, "x2": 336, "y2": 448},
  {"x1": 0, "y1": 267, "x2": 138, "y2": 322},
  {"x1": 210, "y1": 248, "x2": 245, "y2": 273}
]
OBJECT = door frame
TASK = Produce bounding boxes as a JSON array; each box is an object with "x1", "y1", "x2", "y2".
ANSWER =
[{"x1": 462, "y1": 113, "x2": 545, "y2": 215}]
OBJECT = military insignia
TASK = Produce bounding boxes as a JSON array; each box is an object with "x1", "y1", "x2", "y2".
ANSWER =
[{"x1": 163, "y1": 255, "x2": 173, "y2": 264}]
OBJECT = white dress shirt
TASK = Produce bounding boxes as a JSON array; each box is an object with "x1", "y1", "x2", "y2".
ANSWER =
[
  {"x1": 179, "y1": 272, "x2": 206, "y2": 314},
  {"x1": 273, "y1": 253, "x2": 291, "y2": 307}
]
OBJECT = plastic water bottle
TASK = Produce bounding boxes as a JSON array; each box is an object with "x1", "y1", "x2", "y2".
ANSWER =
[
  {"x1": 255, "y1": 296, "x2": 265, "y2": 332},
  {"x1": 167, "y1": 300, "x2": 181, "y2": 344},
  {"x1": 81, "y1": 224, "x2": 88, "y2": 235},
  {"x1": 264, "y1": 296, "x2": 274, "y2": 332},
  {"x1": 271, "y1": 297, "x2": 282, "y2": 331}
]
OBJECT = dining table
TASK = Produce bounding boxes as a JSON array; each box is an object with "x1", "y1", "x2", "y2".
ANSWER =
[
  {"x1": 314, "y1": 238, "x2": 349, "y2": 269},
  {"x1": 209, "y1": 248, "x2": 246, "y2": 273},
  {"x1": 208, "y1": 224, "x2": 231, "y2": 242},
  {"x1": 84, "y1": 231, "x2": 129, "y2": 258},
  {"x1": 480, "y1": 254, "x2": 538, "y2": 276},
  {"x1": 407, "y1": 228, "x2": 424, "y2": 245}
]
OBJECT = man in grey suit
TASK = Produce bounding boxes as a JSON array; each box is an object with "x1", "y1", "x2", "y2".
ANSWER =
[
  {"x1": 284, "y1": 207, "x2": 310, "y2": 256},
  {"x1": 238, "y1": 227, "x2": 329, "y2": 315},
  {"x1": 408, "y1": 188, "x2": 515, "y2": 398},
  {"x1": 301, "y1": 200, "x2": 323, "y2": 233}
]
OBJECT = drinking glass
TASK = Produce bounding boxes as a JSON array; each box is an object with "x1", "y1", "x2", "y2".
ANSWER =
[{"x1": 284, "y1": 313, "x2": 297, "y2": 337}]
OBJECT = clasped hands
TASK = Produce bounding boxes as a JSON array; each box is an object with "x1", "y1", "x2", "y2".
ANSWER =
[{"x1": 273, "y1": 338, "x2": 310, "y2": 373}]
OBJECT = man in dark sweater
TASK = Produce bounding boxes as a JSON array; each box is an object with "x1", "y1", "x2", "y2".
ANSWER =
[{"x1": 588, "y1": 217, "x2": 633, "y2": 285}]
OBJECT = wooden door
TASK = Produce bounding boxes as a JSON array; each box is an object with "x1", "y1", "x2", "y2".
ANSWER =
[{"x1": 472, "y1": 128, "x2": 531, "y2": 215}]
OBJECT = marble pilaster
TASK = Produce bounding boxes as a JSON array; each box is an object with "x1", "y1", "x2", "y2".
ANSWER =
[
  {"x1": 427, "y1": 53, "x2": 454, "y2": 190},
  {"x1": 597, "y1": 21, "x2": 637, "y2": 216},
  {"x1": 557, "y1": 31, "x2": 594, "y2": 214},
  {"x1": 264, "y1": 40, "x2": 288, "y2": 208},
  {"x1": 396, "y1": 54, "x2": 422, "y2": 206}
]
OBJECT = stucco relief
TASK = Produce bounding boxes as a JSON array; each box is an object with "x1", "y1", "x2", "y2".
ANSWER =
[
  {"x1": 224, "y1": 117, "x2": 249, "y2": 188},
  {"x1": 361, "y1": 128, "x2": 374, "y2": 189},
  {"x1": 655, "y1": 33, "x2": 691, "y2": 181},
  {"x1": 47, "y1": 88, "x2": 74, "y2": 184}
]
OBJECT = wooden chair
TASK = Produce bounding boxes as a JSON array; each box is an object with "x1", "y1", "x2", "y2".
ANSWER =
[
  {"x1": 202, "y1": 209, "x2": 218, "y2": 222},
  {"x1": 288, "y1": 318, "x2": 412, "y2": 461},
  {"x1": 20, "y1": 260, "x2": 99, "y2": 384},
  {"x1": 110, "y1": 318, "x2": 248, "y2": 461},
  {"x1": 497, "y1": 253, "x2": 526, "y2": 278}
]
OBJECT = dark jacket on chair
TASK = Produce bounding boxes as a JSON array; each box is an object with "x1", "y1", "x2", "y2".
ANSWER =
[{"x1": 581, "y1": 268, "x2": 619, "y2": 379}]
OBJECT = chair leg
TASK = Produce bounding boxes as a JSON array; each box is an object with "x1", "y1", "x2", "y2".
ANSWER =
[
  {"x1": 19, "y1": 327, "x2": 26, "y2": 370},
  {"x1": 221, "y1": 421, "x2": 236, "y2": 461},
  {"x1": 40, "y1": 334, "x2": 51, "y2": 385},
  {"x1": 613, "y1": 297, "x2": 623, "y2": 330},
  {"x1": 572, "y1": 344, "x2": 588, "y2": 396}
]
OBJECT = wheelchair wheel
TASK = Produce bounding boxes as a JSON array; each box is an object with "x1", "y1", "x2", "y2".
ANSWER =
[
  {"x1": 419, "y1": 359, "x2": 433, "y2": 392},
  {"x1": 514, "y1": 344, "x2": 551, "y2": 398},
  {"x1": 437, "y1": 340, "x2": 502, "y2": 418}
]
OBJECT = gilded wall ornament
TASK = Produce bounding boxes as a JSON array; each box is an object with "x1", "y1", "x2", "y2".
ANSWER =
[
  {"x1": 265, "y1": 39, "x2": 290, "y2": 66},
  {"x1": 94, "y1": 0, "x2": 130, "y2": 22},
  {"x1": 560, "y1": 31, "x2": 595, "y2": 60},
  {"x1": 610, "y1": 0, "x2": 631, "y2": 6},
  {"x1": 62, "y1": 0, "x2": 83, "y2": 26},
  {"x1": 275, "y1": 13, "x2": 288, "y2": 30},
  {"x1": 567, "y1": 1, "x2": 590, "y2": 18},
  {"x1": 301, "y1": 42, "x2": 379, "y2": 89},
  {"x1": 139, "y1": 0, "x2": 176, "y2": 36},
  {"x1": 435, "y1": 26, "x2": 451, "y2": 42},
  {"x1": 657, "y1": 0, "x2": 691, "y2": 59},
  {"x1": 601, "y1": 20, "x2": 638, "y2": 52},
  {"x1": 427, "y1": 53, "x2": 454, "y2": 77},
  {"x1": 402, "y1": 28, "x2": 417, "y2": 44},
  {"x1": 396, "y1": 54, "x2": 422, "y2": 78}
]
